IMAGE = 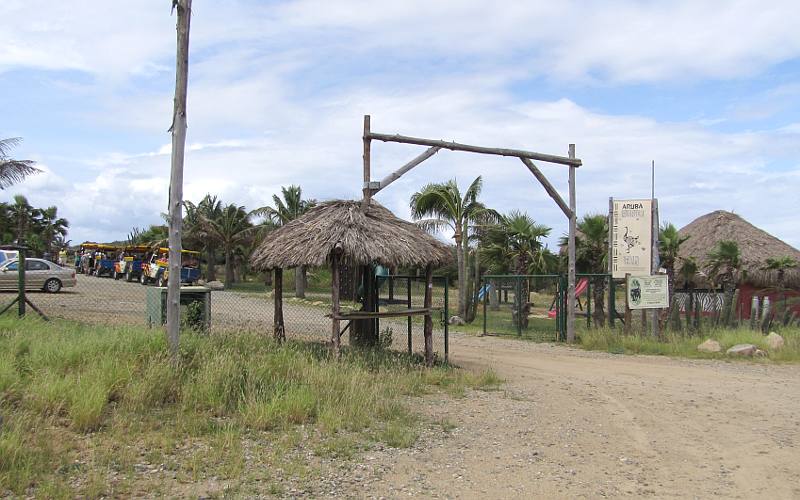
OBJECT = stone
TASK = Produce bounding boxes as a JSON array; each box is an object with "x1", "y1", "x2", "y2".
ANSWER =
[
  {"x1": 205, "y1": 280, "x2": 225, "y2": 291},
  {"x1": 697, "y1": 339, "x2": 722, "y2": 353},
  {"x1": 765, "y1": 332, "x2": 785, "y2": 350},
  {"x1": 449, "y1": 316, "x2": 465, "y2": 325},
  {"x1": 726, "y1": 344, "x2": 757, "y2": 356},
  {"x1": 754, "y1": 349, "x2": 768, "y2": 357}
]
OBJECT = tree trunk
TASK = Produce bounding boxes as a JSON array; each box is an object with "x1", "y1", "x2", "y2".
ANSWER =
[
  {"x1": 295, "y1": 265, "x2": 306, "y2": 298},
  {"x1": 489, "y1": 279, "x2": 500, "y2": 311},
  {"x1": 685, "y1": 285, "x2": 694, "y2": 332},
  {"x1": 455, "y1": 230, "x2": 465, "y2": 317},
  {"x1": 206, "y1": 246, "x2": 217, "y2": 281},
  {"x1": 224, "y1": 248, "x2": 234, "y2": 285},
  {"x1": 273, "y1": 268, "x2": 285, "y2": 342},
  {"x1": 592, "y1": 277, "x2": 606, "y2": 327}
]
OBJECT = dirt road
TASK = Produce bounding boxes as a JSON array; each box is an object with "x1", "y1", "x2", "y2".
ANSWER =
[{"x1": 350, "y1": 334, "x2": 800, "y2": 499}]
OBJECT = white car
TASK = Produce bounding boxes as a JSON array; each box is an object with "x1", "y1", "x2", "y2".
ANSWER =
[
  {"x1": 0, "y1": 258, "x2": 77, "y2": 293},
  {"x1": 0, "y1": 250, "x2": 19, "y2": 265}
]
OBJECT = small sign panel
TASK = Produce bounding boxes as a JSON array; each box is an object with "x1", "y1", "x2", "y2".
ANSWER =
[
  {"x1": 611, "y1": 199, "x2": 652, "y2": 279},
  {"x1": 627, "y1": 274, "x2": 668, "y2": 309}
]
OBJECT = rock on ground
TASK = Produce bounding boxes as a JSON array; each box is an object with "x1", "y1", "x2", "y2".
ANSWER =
[
  {"x1": 449, "y1": 315, "x2": 465, "y2": 325},
  {"x1": 726, "y1": 344, "x2": 757, "y2": 356},
  {"x1": 205, "y1": 280, "x2": 225, "y2": 291},
  {"x1": 697, "y1": 339, "x2": 722, "y2": 353},
  {"x1": 766, "y1": 332, "x2": 785, "y2": 350}
]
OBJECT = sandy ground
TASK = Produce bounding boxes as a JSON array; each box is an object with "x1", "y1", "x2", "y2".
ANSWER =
[{"x1": 333, "y1": 334, "x2": 800, "y2": 499}]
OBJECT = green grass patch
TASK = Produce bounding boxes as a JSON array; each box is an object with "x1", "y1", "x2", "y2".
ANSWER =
[
  {"x1": 0, "y1": 315, "x2": 496, "y2": 496},
  {"x1": 579, "y1": 326, "x2": 800, "y2": 362}
]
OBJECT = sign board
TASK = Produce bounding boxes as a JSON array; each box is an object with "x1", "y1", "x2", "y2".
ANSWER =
[
  {"x1": 627, "y1": 274, "x2": 668, "y2": 309},
  {"x1": 611, "y1": 199, "x2": 652, "y2": 279}
]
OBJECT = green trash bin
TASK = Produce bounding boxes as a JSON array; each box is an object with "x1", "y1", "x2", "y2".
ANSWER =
[{"x1": 146, "y1": 286, "x2": 211, "y2": 331}]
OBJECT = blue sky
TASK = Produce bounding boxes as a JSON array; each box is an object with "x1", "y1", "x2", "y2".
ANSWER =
[{"x1": 2, "y1": 0, "x2": 799, "y2": 249}]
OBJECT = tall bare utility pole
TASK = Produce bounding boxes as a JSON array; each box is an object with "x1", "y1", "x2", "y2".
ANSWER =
[{"x1": 167, "y1": 0, "x2": 192, "y2": 358}]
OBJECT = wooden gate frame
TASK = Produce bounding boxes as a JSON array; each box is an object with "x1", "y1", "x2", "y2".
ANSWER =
[{"x1": 359, "y1": 115, "x2": 582, "y2": 342}]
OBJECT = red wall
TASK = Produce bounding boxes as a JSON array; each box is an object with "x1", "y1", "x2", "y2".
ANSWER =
[{"x1": 736, "y1": 283, "x2": 800, "y2": 320}]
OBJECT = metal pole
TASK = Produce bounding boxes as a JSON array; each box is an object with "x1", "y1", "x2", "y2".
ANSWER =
[
  {"x1": 608, "y1": 197, "x2": 615, "y2": 328},
  {"x1": 651, "y1": 198, "x2": 660, "y2": 338},
  {"x1": 483, "y1": 276, "x2": 488, "y2": 335},
  {"x1": 567, "y1": 144, "x2": 577, "y2": 342}
]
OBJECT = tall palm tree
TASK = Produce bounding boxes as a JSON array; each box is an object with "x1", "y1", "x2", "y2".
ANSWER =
[
  {"x1": 659, "y1": 222, "x2": 689, "y2": 325},
  {"x1": 411, "y1": 176, "x2": 496, "y2": 317},
  {"x1": 706, "y1": 240, "x2": 741, "y2": 325},
  {"x1": 200, "y1": 204, "x2": 255, "y2": 285},
  {"x1": 253, "y1": 185, "x2": 315, "y2": 297},
  {"x1": 482, "y1": 211, "x2": 551, "y2": 327},
  {"x1": 184, "y1": 194, "x2": 223, "y2": 281},
  {"x1": 0, "y1": 138, "x2": 40, "y2": 189},
  {"x1": 678, "y1": 257, "x2": 699, "y2": 330},
  {"x1": 38, "y1": 206, "x2": 69, "y2": 256}
]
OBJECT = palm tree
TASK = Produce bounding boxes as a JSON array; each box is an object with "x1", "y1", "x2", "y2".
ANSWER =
[
  {"x1": 706, "y1": 240, "x2": 741, "y2": 325},
  {"x1": 659, "y1": 222, "x2": 689, "y2": 326},
  {"x1": 8, "y1": 195, "x2": 36, "y2": 244},
  {"x1": 411, "y1": 176, "x2": 496, "y2": 317},
  {"x1": 561, "y1": 214, "x2": 609, "y2": 327},
  {"x1": 0, "y1": 138, "x2": 40, "y2": 189},
  {"x1": 184, "y1": 194, "x2": 223, "y2": 281},
  {"x1": 482, "y1": 211, "x2": 551, "y2": 327},
  {"x1": 762, "y1": 256, "x2": 798, "y2": 291},
  {"x1": 200, "y1": 204, "x2": 255, "y2": 285},
  {"x1": 678, "y1": 257, "x2": 699, "y2": 330},
  {"x1": 38, "y1": 206, "x2": 69, "y2": 257},
  {"x1": 254, "y1": 185, "x2": 315, "y2": 297}
]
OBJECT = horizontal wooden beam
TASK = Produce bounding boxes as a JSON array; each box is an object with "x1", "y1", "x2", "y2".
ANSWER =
[
  {"x1": 367, "y1": 132, "x2": 582, "y2": 167},
  {"x1": 520, "y1": 158, "x2": 573, "y2": 219},
  {"x1": 373, "y1": 146, "x2": 440, "y2": 194}
]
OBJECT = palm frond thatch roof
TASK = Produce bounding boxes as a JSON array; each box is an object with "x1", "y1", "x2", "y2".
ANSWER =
[
  {"x1": 678, "y1": 210, "x2": 800, "y2": 288},
  {"x1": 250, "y1": 199, "x2": 452, "y2": 270}
]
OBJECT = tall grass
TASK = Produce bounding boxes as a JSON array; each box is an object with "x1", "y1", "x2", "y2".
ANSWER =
[
  {"x1": 0, "y1": 316, "x2": 499, "y2": 496},
  {"x1": 579, "y1": 326, "x2": 800, "y2": 362}
]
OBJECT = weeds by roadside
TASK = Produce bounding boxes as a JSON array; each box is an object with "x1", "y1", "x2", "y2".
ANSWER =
[
  {"x1": 0, "y1": 316, "x2": 499, "y2": 497},
  {"x1": 579, "y1": 326, "x2": 800, "y2": 362}
]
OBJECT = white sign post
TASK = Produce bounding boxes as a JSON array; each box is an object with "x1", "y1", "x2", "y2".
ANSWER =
[
  {"x1": 611, "y1": 199, "x2": 652, "y2": 279},
  {"x1": 627, "y1": 275, "x2": 668, "y2": 310}
]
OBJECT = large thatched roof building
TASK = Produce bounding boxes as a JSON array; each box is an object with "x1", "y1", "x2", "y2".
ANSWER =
[
  {"x1": 250, "y1": 199, "x2": 452, "y2": 364},
  {"x1": 678, "y1": 210, "x2": 800, "y2": 289},
  {"x1": 251, "y1": 199, "x2": 451, "y2": 270}
]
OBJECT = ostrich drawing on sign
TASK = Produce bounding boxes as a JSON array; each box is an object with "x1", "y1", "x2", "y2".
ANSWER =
[{"x1": 623, "y1": 226, "x2": 639, "y2": 253}]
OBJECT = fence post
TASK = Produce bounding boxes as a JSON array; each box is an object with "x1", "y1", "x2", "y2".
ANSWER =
[
  {"x1": 516, "y1": 276, "x2": 522, "y2": 337},
  {"x1": 407, "y1": 277, "x2": 412, "y2": 354},
  {"x1": 608, "y1": 276, "x2": 615, "y2": 328},
  {"x1": 444, "y1": 277, "x2": 449, "y2": 362},
  {"x1": 482, "y1": 276, "x2": 488, "y2": 335},
  {"x1": 18, "y1": 246, "x2": 26, "y2": 317},
  {"x1": 586, "y1": 276, "x2": 591, "y2": 329}
]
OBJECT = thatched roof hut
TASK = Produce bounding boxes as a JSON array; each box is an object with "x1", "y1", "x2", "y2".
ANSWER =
[
  {"x1": 251, "y1": 199, "x2": 452, "y2": 270},
  {"x1": 678, "y1": 210, "x2": 800, "y2": 289},
  {"x1": 250, "y1": 199, "x2": 451, "y2": 364}
]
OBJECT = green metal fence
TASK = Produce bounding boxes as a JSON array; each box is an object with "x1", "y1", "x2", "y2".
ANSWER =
[{"x1": 478, "y1": 273, "x2": 616, "y2": 341}]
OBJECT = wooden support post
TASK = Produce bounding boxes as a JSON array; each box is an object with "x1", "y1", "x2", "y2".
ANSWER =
[
  {"x1": 367, "y1": 132, "x2": 582, "y2": 166},
  {"x1": 274, "y1": 268, "x2": 285, "y2": 342},
  {"x1": 624, "y1": 273, "x2": 632, "y2": 335},
  {"x1": 331, "y1": 252, "x2": 341, "y2": 357},
  {"x1": 423, "y1": 264, "x2": 434, "y2": 367},
  {"x1": 566, "y1": 144, "x2": 577, "y2": 343},
  {"x1": 361, "y1": 115, "x2": 371, "y2": 209},
  {"x1": 166, "y1": 0, "x2": 192, "y2": 359},
  {"x1": 520, "y1": 158, "x2": 573, "y2": 218},
  {"x1": 374, "y1": 146, "x2": 440, "y2": 193}
]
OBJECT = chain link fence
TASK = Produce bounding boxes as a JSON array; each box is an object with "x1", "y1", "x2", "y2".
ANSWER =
[{"x1": 1, "y1": 257, "x2": 450, "y2": 358}]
